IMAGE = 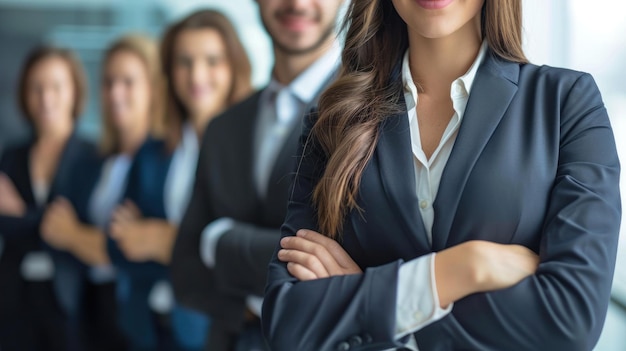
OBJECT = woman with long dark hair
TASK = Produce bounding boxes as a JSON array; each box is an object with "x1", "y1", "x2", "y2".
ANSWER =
[{"x1": 263, "y1": 1, "x2": 620, "y2": 350}]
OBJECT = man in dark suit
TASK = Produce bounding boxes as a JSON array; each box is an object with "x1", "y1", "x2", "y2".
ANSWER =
[{"x1": 170, "y1": 0, "x2": 345, "y2": 349}]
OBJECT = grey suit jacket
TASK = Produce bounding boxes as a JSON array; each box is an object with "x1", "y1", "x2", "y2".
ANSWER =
[
  {"x1": 262, "y1": 50, "x2": 621, "y2": 351},
  {"x1": 171, "y1": 76, "x2": 335, "y2": 348}
]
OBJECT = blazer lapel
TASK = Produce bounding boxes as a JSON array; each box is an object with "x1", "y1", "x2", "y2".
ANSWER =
[
  {"x1": 431, "y1": 53, "x2": 520, "y2": 251},
  {"x1": 375, "y1": 106, "x2": 432, "y2": 250},
  {"x1": 48, "y1": 132, "x2": 84, "y2": 203},
  {"x1": 15, "y1": 144, "x2": 36, "y2": 206}
]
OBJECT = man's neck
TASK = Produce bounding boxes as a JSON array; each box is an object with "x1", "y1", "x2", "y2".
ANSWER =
[{"x1": 272, "y1": 37, "x2": 336, "y2": 86}]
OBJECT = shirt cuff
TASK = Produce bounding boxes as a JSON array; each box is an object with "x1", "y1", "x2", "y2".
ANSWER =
[
  {"x1": 200, "y1": 217, "x2": 235, "y2": 268},
  {"x1": 246, "y1": 295, "x2": 264, "y2": 318},
  {"x1": 394, "y1": 253, "x2": 453, "y2": 340}
]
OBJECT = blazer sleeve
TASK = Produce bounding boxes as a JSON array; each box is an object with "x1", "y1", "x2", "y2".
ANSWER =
[
  {"x1": 0, "y1": 209, "x2": 43, "y2": 241},
  {"x1": 0, "y1": 152, "x2": 44, "y2": 242},
  {"x1": 415, "y1": 73, "x2": 621, "y2": 351},
  {"x1": 262, "y1": 112, "x2": 407, "y2": 351},
  {"x1": 213, "y1": 222, "x2": 280, "y2": 298}
]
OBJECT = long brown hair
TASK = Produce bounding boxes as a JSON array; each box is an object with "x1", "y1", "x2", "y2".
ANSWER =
[
  {"x1": 312, "y1": 0, "x2": 527, "y2": 239},
  {"x1": 100, "y1": 34, "x2": 164, "y2": 155},
  {"x1": 160, "y1": 9, "x2": 252, "y2": 151}
]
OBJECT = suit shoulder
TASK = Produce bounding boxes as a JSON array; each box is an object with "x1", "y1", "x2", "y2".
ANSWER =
[
  {"x1": 519, "y1": 63, "x2": 593, "y2": 89},
  {"x1": 206, "y1": 90, "x2": 263, "y2": 134},
  {"x1": 0, "y1": 140, "x2": 32, "y2": 169},
  {"x1": 1, "y1": 140, "x2": 32, "y2": 157}
]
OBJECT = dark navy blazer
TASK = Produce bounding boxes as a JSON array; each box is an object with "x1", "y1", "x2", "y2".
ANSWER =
[
  {"x1": 0, "y1": 133, "x2": 99, "y2": 319},
  {"x1": 263, "y1": 50, "x2": 621, "y2": 351},
  {"x1": 106, "y1": 137, "x2": 173, "y2": 348}
]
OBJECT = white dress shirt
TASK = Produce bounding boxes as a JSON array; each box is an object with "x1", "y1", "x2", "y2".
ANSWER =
[
  {"x1": 394, "y1": 42, "x2": 487, "y2": 350},
  {"x1": 150, "y1": 122, "x2": 199, "y2": 314},
  {"x1": 200, "y1": 42, "x2": 342, "y2": 317},
  {"x1": 87, "y1": 154, "x2": 132, "y2": 283},
  {"x1": 164, "y1": 122, "x2": 199, "y2": 226}
]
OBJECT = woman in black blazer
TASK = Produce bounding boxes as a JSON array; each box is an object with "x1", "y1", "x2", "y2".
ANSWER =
[
  {"x1": 263, "y1": 1, "x2": 621, "y2": 350},
  {"x1": 0, "y1": 46, "x2": 93, "y2": 351},
  {"x1": 39, "y1": 34, "x2": 164, "y2": 351}
]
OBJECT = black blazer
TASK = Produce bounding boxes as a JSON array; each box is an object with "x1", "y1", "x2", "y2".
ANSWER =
[
  {"x1": 171, "y1": 78, "x2": 334, "y2": 339},
  {"x1": 262, "y1": 51, "x2": 621, "y2": 351},
  {"x1": 0, "y1": 134, "x2": 98, "y2": 319}
]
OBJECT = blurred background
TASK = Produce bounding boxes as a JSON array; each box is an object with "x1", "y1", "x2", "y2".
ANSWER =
[{"x1": 0, "y1": 0, "x2": 624, "y2": 349}]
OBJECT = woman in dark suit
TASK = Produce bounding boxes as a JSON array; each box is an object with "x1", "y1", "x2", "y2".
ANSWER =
[
  {"x1": 263, "y1": 0, "x2": 621, "y2": 350},
  {"x1": 39, "y1": 34, "x2": 164, "y2": 350},
  {"x1": 106, "y1": 10, "x2": 252, "y2": 351},
  {"x1": 0, "y1": 46, "x2": 94, "y2": 351}
]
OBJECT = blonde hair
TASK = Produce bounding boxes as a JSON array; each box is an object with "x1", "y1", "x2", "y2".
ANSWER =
[{"x1": 99, "y1": 34, "x2": 164, "y2": 155}]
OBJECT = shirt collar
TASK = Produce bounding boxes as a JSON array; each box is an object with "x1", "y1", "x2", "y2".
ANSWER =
[
  {"x1": 264, "y1": 41, "x2": 342, "y2": 104},
  {"x1": 402, "y1": 41, "x2": 488, "y2": 107}
]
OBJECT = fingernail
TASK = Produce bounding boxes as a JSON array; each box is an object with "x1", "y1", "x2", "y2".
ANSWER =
[
  {"x1": 296, "y1": 230, "x2": 306, "y2": 237},
  {"x1": 281, "y1": 237, "x2": 290, "y2": 246}
]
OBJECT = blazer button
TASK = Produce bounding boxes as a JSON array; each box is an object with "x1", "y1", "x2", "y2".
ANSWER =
[
  {"x1": 336, "y1": 341, "x2": 351, "y2": 351},
  {"x1": 349, "y1": 335, "x2": 363, "y2": 346}
]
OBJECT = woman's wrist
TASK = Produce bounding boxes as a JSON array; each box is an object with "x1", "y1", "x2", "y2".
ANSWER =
[
  {"x1": 64, "y1": 222, "x2": 86, "y2": 252},
  {"x1": 434, "y1": 241, "x2": 484, "y2": 307}
]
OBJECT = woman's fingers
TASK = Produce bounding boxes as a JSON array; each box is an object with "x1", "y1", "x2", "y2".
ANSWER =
[
  {"x1": 123, "y1": 200, "x2": 142, "y2": 218},
  {"x1": 296, "y1": 230, "x2": 359, "y2": 269},
  {"x1": 112, "y1": 200, "x2": 142, "y2": 223},
  {"x1": 280, "y1": 236, "x2": 341, "y2": 275},
  {"x1": 286, "y1": 262, "x2": 318, "y2": 281},
  {"x1": 278, "y1": 248, "x2": 330, "y2": 278}
]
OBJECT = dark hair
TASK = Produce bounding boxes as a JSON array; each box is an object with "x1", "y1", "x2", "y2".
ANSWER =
[
  {"x1": 313, "y1": 0, "x2": 527, "y2": 238},
  {"x1": 160, "y1": 9, "x2": 252, "y2": 150},
  {"x1": 18, "y1": 46, "x2": 87, "y2": 124}
]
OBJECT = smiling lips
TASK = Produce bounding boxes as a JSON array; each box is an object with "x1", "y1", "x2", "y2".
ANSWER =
[
  {"x1": 279, "y1": 15, "x2": 314, "y2": 31},
  {"x1": 414, "y1": 0, "x2": 454, "y2": 10}
]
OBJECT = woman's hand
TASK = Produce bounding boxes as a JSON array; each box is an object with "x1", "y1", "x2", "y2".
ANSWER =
[
  {"x1": 435, "y1": 240, "x2": 539, "y2": 308},
  {"x1": 278, "y1": 229, "x2": 362, "y2": 281},
  {"x1": 471, "y1": 241, "x2": 540, "y2": 291},
  {"x1": 111, "y1": 199, "x2": 142, "y2": 223},
  {"x1": 41, "y1": 197, "x2": 81, "y2": 250},
  {"x1": 110, "y1": 206, "x2": 176, "y2": 265},
  {"x1": 0, "y1": 172, "x2": 26, "y2": 216}
]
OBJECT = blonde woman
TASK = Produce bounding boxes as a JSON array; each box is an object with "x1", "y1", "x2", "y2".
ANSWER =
[{"x1": 40, "y1": 34, "x2": 163, "y2": 350}]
